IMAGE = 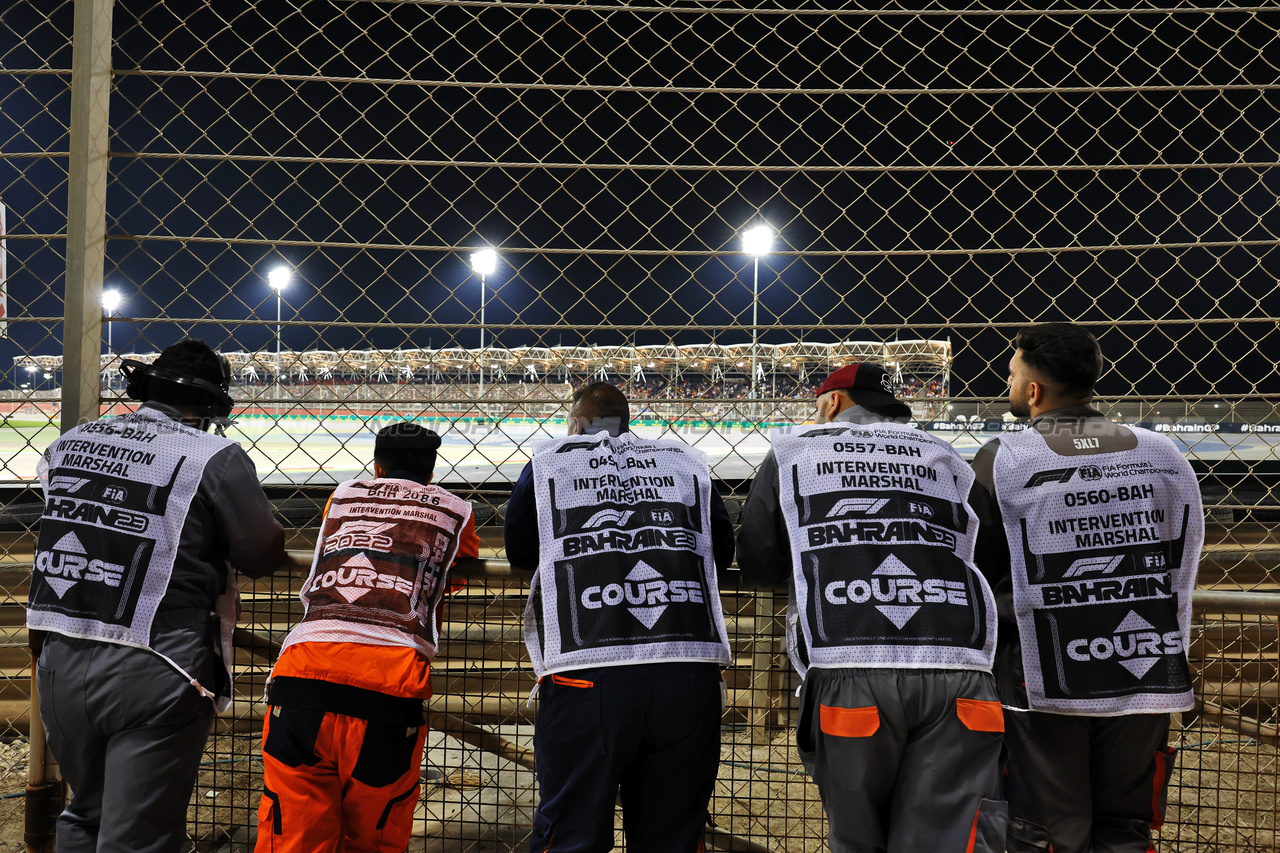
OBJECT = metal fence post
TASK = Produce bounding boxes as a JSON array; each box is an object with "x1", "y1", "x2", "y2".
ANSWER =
[
  {"x1": 749, "y1": 590, "x2": 778, "y2": 742},
  {"x1": 27, "y1": 2, "x2": 116, "y2": 851},
  {"x1": 60, "y1": 0, "x2": 114, "y2": 433}
]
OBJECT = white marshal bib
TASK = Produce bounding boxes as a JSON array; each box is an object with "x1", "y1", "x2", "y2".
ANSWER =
[
  {"x1": 772, "y1": 422, "x2": 996, "y2": 678},
  {"x1": 29, "y1": 408, "x2": 238, "y2": 708},
  {"x1": 282, "y1": 478, "x2": 472, "y2": 660},
  {"x1": 523, "y1": 432, "x2": 730, "y2": 676},
  {"x1": 993, "y1": 424, "x2": 1202, "y2": 715}
]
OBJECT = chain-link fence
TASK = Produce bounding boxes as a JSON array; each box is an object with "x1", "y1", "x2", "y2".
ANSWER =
[{"x1": 2, "y1": 0, "x2": 1279, "y2": 850}]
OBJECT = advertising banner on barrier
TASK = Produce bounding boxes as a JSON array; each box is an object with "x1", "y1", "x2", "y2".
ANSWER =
[{"x1": 918, "y1": 421, "x2": 1278, "y2": 435}]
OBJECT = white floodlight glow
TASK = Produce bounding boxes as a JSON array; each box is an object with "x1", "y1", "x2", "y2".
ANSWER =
[
  {"x1": 102, "y1": 290, "x2": 123, "y2": 313},
  {"x1": 471, "y1": 248, "x2": 498, "y2": 276},
  {"x1": 741, "y1": 224, "x2": 774, "y2": 256},
  {"x1": 268, "y1": 266, "x2": 291, "y2": 292}
]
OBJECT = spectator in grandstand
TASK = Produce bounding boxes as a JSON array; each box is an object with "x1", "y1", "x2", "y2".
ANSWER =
[
  {"x1": 737, "y1": 363, "x2": 1007, "y2": 853},
  {"x1": 969, "y1": 323, "x2": 1202, "y2": 853},
  {"x1": 254, "y1": 422, "x2": 479, "y2": 852},
  {"x1": 27, "y1": 339, "x2": 298, "y2": 853},
  {"x1": 504, "y1": 381, "x2": 735, "y2": 853}
]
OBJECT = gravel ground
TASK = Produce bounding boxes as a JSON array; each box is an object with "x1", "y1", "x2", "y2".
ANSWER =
[{"x1": 0, "y1": 720, "x2": 1275, "y2": 852}]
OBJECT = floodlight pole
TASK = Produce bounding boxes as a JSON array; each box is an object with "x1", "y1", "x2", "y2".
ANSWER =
[
  {"x1": 470, "y1": 249, "x2": 497, "y2": 403},
  {"x1": 267, "y1": 266, "x2": 291, "y2": 420},
  {"x1": 751, "y1": 255, "x2": 759, "y2": 402},
  {"x1": 102, "y1": 296, "x2": 114, "y2": 398},
  {"x1": 275, "y1": 291, "x2": 282, "y2": 418},
  {"x1": 741, "y1": 224, "x2": 772, "y2": 414}
]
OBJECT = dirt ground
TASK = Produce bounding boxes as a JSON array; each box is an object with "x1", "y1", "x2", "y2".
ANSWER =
[{"x1": 0, "y1": 719, "x2": 1276, "y2": 852}]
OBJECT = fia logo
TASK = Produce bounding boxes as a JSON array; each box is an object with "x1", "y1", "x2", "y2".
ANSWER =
[
  {"x1": 649, "y1": 508, "x2": 675, "y2": 526},
  {"x1": 1080, "y1": 466, "x2": 1103, "y2": 481},
  {"x1": 101, "y1": 485, "x2": 128, "y2": 504},
  {"x1": 908, "y1": 501, "x2": 934, "y2": 519}
]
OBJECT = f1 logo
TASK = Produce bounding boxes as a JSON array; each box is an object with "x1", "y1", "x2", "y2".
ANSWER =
[
  {"x1": 48, "y1": 476, "x2": 91, "y2": 494},
  {"x1": 1024, "y1": 468, "x2": 1077, "y2": 488},
  {"x1": 582, "y1": 509, "x2": 633, "y2": 529},
  {"x1": 1063, "y1": 555, "x2": 1125, "y2": 578},
  {"x1": 827, "y1": 498, "x2": 890, "y2": 518}
]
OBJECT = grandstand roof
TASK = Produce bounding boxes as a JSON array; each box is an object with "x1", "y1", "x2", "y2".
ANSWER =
[{"x1": 15, "y1": 339, "x2": 950, "y2": 380}]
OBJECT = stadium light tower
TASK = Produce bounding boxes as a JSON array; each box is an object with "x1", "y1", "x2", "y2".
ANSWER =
[
  {"x1": 101, "y1": 289, "x2": 122, "y2": 352},
  {"x1": 470, "y1": 248, "x2": 498, "y2": 396},
  {"x1": 267, "y1": 266, "x2": 291, "y2": 355},
  {"x1": 267, "y1": 265, "x2": 291, "y2": 416},
  {"x1": 741, "y1": 224, "x2": 773, "y2": 401}
]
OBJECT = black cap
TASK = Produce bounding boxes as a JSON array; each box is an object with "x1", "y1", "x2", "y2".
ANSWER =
[
  {"x1": 815, "y1": 363, "x2": 912, "y2": 420},
  {"x1": 375, "y1": 422, "x2": 442, "y2": 453}
]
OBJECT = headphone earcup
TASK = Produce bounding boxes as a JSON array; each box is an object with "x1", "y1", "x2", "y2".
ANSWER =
[
  {"x1": 208, "y1": 388, "x2": 234, "y2": 419},
  {"x1": 124, "y1": 369, "x2": 148, "y2": 402}
]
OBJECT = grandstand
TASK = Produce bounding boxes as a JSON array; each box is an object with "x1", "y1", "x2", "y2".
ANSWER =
[{"x1": 11, "y1": 338, "x2": 952, "y2": 423}]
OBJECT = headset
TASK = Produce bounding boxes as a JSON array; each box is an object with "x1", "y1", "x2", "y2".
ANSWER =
[{"x1": 120, "y1": 357, "x2": 235, "y2": 434}]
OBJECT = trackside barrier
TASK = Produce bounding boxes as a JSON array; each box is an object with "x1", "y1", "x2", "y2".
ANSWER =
[
  {"x1": 230, "y1": 618, "x2": 780, "y2": 853},
  {"x1": 15, "y1": 557, "x2": 1280, "y2": 851},
  {"x1": 1189, "y1": 590, "x2": 1280, "y2": 750}
]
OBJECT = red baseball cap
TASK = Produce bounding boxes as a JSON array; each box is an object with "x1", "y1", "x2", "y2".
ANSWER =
[{"x1": 815, "y1": 363, "x2": 912, "y2": 419}]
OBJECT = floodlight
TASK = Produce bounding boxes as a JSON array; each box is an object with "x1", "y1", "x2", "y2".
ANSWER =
[
  {"x1": 102, "y1": 290, "x2": 123, "y2": 313},
  {"x1": 741, "y1": 225, "x2": 773, "y2": 256},
  {"x1": 471, "y1": 249, "x2": 498, "y2": 276},
  {"x1": 268, "y1": 266, "x2": 291, "y2": 292}
]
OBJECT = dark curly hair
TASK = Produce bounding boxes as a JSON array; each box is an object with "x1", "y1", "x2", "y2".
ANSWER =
[{"x1": 1014, "y1": 323, "x2": 1103, "y2": 396}]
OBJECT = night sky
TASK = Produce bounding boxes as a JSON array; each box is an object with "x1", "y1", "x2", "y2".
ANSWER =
[{"x1": 2, "y1": 0, "x2": 1278, "y2": 400}]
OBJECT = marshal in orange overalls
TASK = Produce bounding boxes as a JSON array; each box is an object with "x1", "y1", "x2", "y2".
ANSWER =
[{"x1": 254, "y1": 425, "x2": 479, "y2": 852}]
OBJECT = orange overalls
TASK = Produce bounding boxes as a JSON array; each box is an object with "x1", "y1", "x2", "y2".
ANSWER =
[{"x1": 254, "y1": 510, "x2": 479, "y2": 853}]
